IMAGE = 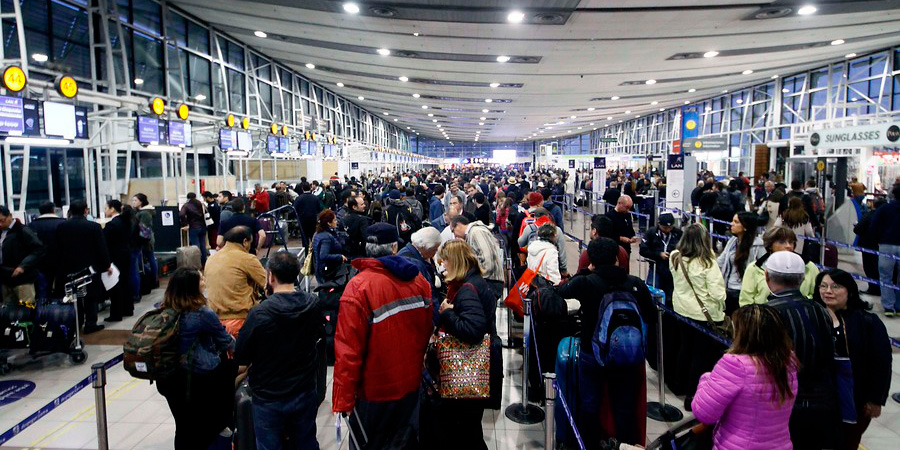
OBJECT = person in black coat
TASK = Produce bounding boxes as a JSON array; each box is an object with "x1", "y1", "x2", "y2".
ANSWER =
[
  {"x1": 638, "y1": 213, "x2": 683, "y2": 301},
  {"x1": 292, "y1": 182, "x2": 323, "y2": 248},
  {"x1": 431, "y1": 239, "x2": 497, "y2": 450},
  {"x1": 343, "y1": 196, "x2": 372, "y2": 259},
  {"x1": 103, "y1": 200, "x2": 134, "y2": 321},
  {"x1": 605, "y1": 195, "x2": 637, "y2": 255},
  {"x1": 56, "y1": 200, "x2": 112, "y2": 333},
  {"x1": 0, "y1": 205, "x2": 44, "y2": 306},
  {"x1": 28, "y1": 201, "x2": 65, "y2": 297},
  {"x1": 854, "y1": 198, "x2": 886, "y2": 295}
]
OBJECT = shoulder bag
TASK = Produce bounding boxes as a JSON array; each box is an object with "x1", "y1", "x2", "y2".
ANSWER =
[{"x1": 677, "y1": 257, "x2": 733, "y2": 339}]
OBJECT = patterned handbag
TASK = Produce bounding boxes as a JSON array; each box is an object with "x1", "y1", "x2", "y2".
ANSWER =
[{"x1": 435, "y1": 333, "x2": 491, "y2": 399}]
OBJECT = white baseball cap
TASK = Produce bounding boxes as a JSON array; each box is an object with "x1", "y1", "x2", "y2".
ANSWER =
[{"x1": 764, "y1": 251, "x2": 806, "y2": 275}]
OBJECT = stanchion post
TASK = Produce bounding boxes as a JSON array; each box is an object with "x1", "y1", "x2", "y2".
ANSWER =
[
  {"x1": 544, "y1": 373, "x2": 557, "y2": 450},
  {"x1": 92, "y1": 363, "x2": 110, "y2": 450},
  {"x1": 646, "y1": 301, "x2": 684, "y2": 423},
  {"x1": 652, "y1": 189, "x2": 659, "y2": 228},
  {"x1": 505, "y1": 298, "x2": 545, "y2": 424}
]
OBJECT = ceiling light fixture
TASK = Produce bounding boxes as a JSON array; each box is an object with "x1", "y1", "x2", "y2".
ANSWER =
[
  {"x1": 570, "y1": 115, "x2": 577, "y2": 119},
  {"x1": 357, "y1": 96, "x2": 365, "y2": 100},
  {"x1": 722, "y1": 90, "x2": 729, "y2": 93},
  {"x1": 479, "y1": 122, "x2": 484, "y2": 125},
  {"x1": 659, "y1": 108, "x2": 665, "y2": 111},
  {"x1": 383, "y1": 112, "x2": 389, "y2": 115},
  {"x1": 703, "y1": 51, "x2": 719, "y2": 58},
  {"x1": 831, "y1": 39, "x2": 845, "y2": 46},
  {"x1": 254, "y1": 31, "x2": 268, "y2": 38},
  {"x1": 480, "y1": 117, "x2": 486, "y2": 120},
  {"x1": 489, "y1": 82, "x2": 500, "y2": 88},
  {"x1": 645, "y1": 79, "x2": 657, "y2": 85},
  {"x1": 432, "y1": 119, "x2": 437, "y2": 122},
  {"x1": 496, "y1": 55, "x2": 511, "y2": 63},
  {"x1": 587, "y1": 107, "x2": 595, "y2": 111},
  {"x1": 507, "y1": 11, "x2": 525, "y2": 23},
  {"x1": 625, "y1": 110, "x2": 631, "y2": 114},
  {"x1": 393, "y1": 118, "x2": 398, "y2": 122},
  {"x1": 684, "y1": 100, "x2": 690, "y2": 104},
  {"x1": 377, "y1": 48, "x2": 391, "y2": 56},
  {"x1": 742, "y1": 69, "x2": 754, "y2": 75},
  {"x1": 194, "y1": 94, "x2": 207, "y2": 101},
  {"x1": 607, "y1": 117, "x2": 613, "y2": 120},
  {"x1": 485, "y1": 99, "x2": 493, "y2": 103},
  {"x1": 305, "y1": 63, "x2": 316, "y2": 69},
  {"x1": 32, "y1": 53, "x2": 48, "y2": 62},
  {"x1": 797, "y1": 5, "x2": 817, "y2": 15},
  {"x1": 399, "y1": 76, "x2": 408, "y2": 82},
  {"x1": 336, "y1": 82, "x2": 344, "y2": 87},
  {"x1": 771, "y1": 75, "x2": 779, "y2": 79},
  {"x1": 651, "y1": 101, "x2": 658, "y2": 105},
  {"x1": 611, "y1": 96, "x2": 620, "y2": 100},
  {"x1": 134, "y1": 78, "x2": 144, "y2": 85},
  {"x1": 688, "y1": 88, "x2": 697, "y2": 93},
  {"x1": 421, "y1": 105, "x2": 428, "y2": 109},
  {"x1": 482, "y1": 109, "x2": 489, "y2": 113},
  {"x1": 343, "y1": 2, "x2": 360, "y2": 14},
  {"x1": 845, "y1": 53, "x2": 857, "y2": 58},
  {"x1": 428, "y1": 113, "x2": 434, "y2": 117}
]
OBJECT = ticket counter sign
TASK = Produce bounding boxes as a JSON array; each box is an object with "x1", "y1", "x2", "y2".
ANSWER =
[
  {"x1": 683, "y1": 137, "x2": 727, "y2": 151},
  {"x1": 809, "y1": 123, "x2": 900, "y2": 149},
  {"x1": 0, "y1": 95, "x2": 24, "y2": 134}
]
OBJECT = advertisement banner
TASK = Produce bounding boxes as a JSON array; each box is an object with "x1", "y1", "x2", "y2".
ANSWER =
[
  {"x1": 666, "y1": 154, "x2": 685, "y2": 218},
  {"x1": 681, "y1": 105, "x2": 700, "y2": 140}
]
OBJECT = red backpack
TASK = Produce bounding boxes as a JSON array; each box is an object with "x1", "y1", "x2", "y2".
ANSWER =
[{"x1": 518, "y1": 210, "x2": 554, "y2": 252}]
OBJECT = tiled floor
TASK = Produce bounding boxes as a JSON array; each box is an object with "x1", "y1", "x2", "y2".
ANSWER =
[{"x1": 1, "y1": 220, "x2": 898, "y2": 449}]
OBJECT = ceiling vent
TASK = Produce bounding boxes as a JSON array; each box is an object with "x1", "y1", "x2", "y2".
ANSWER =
[
  {"x1": 619, "y1": 80, "x2": 648, "y2": 86},
  {"x1": 753, "y1": 7, "x2": 794, "y2": 20},
  {"x1": 369, "y1": 6, "x2": 398, "y2": 17},
  {"x1": 394, "y1": 50, "x2": 419, "y2": 58},
  {"x1": 533, "y1": 13, "x2": 565, "y2": 24},
  {"x1": 668, "y1": 52, "x2": 705, "y2": 60}
]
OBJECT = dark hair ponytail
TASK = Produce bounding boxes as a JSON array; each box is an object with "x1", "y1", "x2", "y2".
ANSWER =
[{"x1": 734, "y1": 212, "x2": 759, "y2": 275}]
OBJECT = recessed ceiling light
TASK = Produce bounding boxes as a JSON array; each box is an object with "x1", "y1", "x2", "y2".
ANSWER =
[
  {"x1": 635, "y1": 115, "x2": 640, "y2": 118},
  {"x1": 480, "y1": 117, "x2": 486, "y2": 120},
  {"x1": 413, "y1": 32, "x2": 420, "y2": 37},
  {"x1": 607, "y1": 117, "x2": 613, "y2": 120},
  {"x1": 611, "y1": 96, "x2": 620, "y2": 100},
  {"x1": 590, "y1": 123, "x2": 595, "y2": 125},
  {"x1": 651, "y1": 101, "x2": 658, "y2": 105},
  {"x1": 570, "y1": 115, "x2": 577, "y2": 119},
  {"x1": 722, "y1": 90, "x2": 729, "y2": 93},
  {"x1": 771, "y1": 75, "x2": 779, "y2": 79},
  {"x1": 577, "y1": 127, "x2": 582, "y2": 130},
  {"x1": 496, "y1": 55, "x2": 511, "y2": 63},
  {"x1": 32, "y1": 53, "x2": 48, "y2": 62},
  {"x1": 343, "y1": 2, "x2": 360, "y2": 14},
  {"x1": 393, "y1": 118, "x2": 398, "y2": 122},
  {"x1": 831, "y1": 39, "x2": 845, "y2": 46},
  {"x1": 645, "y1": 79, "x2": 657, "y2": 85},
  {"x1": 336, "y1": 82, "x2": 344, "y2": 87},
  {"x1": 507, "y1": 11, "x2": 525, "y2": 23},
  {"x1": 782, "y1": 88, "x2": 790, "y2": 93},
  {"x1": 742, "y1": 69, "x2": 754, "y2": 75},
  {"x1": 428, "y1": 113, "x2": 434, "y2": 117},
  {"x1": 625, "y1": 110, "x2": 631, "y2": 114},
  {"x1": 703, "y1": 51, "x2": 719, "y2": 58},
  {"x1": 737, "y1": 99, "x2": 744, "y2": 104},
  {"x1": 383, "y1": 112, "x2": 389, "y2": 115},
  {"x1": 482, "y1": 109, "x2": 489, "y2": 113},
  {"x1": 659, "y1": 108, "x2": 665, "y2": 111},
  {"x1": 797, "y1": 5, "x2": 817, "y2": 15},
  {"x1": 432, "y1": 119, "x2": 437, "y2": 122},
  {"x1": 254, "y1": 31, "x2": 268, "y2": 38},
  {"x1": 688, "y1": 88, "x2": 696, "y2": 93},
  {"x1": 684, "y1": 100, "x2": 690, "y2": 104},
  {"x1": 845, "y1": 53, "x2": 857, "y2": 58},
  {"x1": 195, "y1": 94, "x2": 207, "y2": 101},
  {"x1": 357, "y1": 96, "x2": 365, "y2": 100},
  {"x1": 412, "y1": 93, "x2": 421, "y2": 99},
  {"x1": 134, "y1": 78, "x2": 144, "y2": 85},
  {"x1": 485, "y1": 99, "x2": 493, "y2": 103},
  {"x1": 407, "y1": 127, "x2": 411, "y2": 129},
  {"x1": 377, "y1": 48, "x2": 391, "y2": 56},
  {"x1": 305, "y1": 63, "x2": 316, "y2": 69},
  {"x1": 587, "y1": 107, "x2": 595, "y2": 111},
  {"x1": 479, "y1": 122, "x2": 485, "y2": 125},
  {"x1": 399, "y1": 76, "x2": 409, "y2": 82},
  {"x1": 421, "y1": 105, "x2": 428, "y2": 109},
  {"x1": 489, "y1": 82, "x2": 500, "y2": 88}
]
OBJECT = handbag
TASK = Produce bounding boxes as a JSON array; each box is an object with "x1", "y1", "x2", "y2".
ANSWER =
[
  {"x1": 202, "y1": 203, "x2": 214, "y2": 227},
  {"x1": 677, "y1": 258, "x2": 734, "y2": 339},
  {"x1": 435, "y1": 332, "x2": 491, "y2": 399},
  {"x1": 834, "y1": 319, "x2": 857, "y2": 424},
  {"x1": 300, "y1": 246, "x2": 315, "y2": 277},
  {"x1": 503, "y1": 254, "x2": 545, "y2": 316},
  {"x1": 670, "y1": 424, "x2": 714, "y2": 450}
]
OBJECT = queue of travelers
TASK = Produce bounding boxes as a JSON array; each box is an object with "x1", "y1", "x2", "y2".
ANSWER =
[{"x1": 1, "y1": 165, "x2": 896, "y2": 450}]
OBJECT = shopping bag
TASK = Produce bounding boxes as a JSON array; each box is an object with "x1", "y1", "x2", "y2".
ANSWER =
[{"x1": 503, "y1": 255, "x2": 544, "y2": 317}]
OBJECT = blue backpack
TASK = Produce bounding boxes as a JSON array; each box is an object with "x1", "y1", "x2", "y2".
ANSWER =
[{"x1": 592, "y1": 286, "x2": 646, "y2": 366}]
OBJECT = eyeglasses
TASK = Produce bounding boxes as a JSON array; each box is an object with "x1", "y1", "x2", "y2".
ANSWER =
[{"x1": 818, "y1": 283, "x2": 846, "y2": 291}]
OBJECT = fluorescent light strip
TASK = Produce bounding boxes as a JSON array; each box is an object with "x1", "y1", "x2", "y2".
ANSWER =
[{"x1": 4, "y1": 137, "x2": 73, "y2": 146}]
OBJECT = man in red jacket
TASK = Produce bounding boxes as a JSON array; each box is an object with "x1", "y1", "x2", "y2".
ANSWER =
[{"x1": 333, "y1": 223, "x2": 433, "y2": 450}]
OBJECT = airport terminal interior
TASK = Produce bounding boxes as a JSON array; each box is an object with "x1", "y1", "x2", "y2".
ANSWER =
[{"x1": 1, "y1": 1, "x2": 900, "y2": 449}]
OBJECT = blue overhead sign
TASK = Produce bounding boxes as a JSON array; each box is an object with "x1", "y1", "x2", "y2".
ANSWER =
[{"x1": 681, "y1": 105, "x2": 700, "y2": 140}]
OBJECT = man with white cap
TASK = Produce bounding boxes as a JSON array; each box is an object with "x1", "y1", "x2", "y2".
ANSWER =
[{"x1": 764, "y1": 250, "x2": 839, "y2": 450}]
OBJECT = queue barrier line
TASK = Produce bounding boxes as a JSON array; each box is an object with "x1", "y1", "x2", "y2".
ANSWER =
[
  {"x1": 0, "y1": 353, "x2": 125, "y2": 446},
  {"x1": 553, "y1": 380, "x2": 587, "y2": 450}
]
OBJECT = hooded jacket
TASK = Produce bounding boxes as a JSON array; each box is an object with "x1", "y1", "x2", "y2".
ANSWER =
[
  {"x1": 738, "y1": 253, "x2": 819, "y2": 307},
  {"x1": 332, "y1": 256, "x2": 433, "y2": 412},
  {"x1": 234, "y1": 291, "x2": 324, "y2": 401}
]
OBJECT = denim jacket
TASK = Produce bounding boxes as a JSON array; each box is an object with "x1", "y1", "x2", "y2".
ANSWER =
[{"x1": 178, "y1": 306, "x2": 234, "y2": 373}]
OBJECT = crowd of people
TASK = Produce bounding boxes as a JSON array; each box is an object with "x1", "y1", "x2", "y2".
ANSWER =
[{"x1": 0, "y1": 164, "x2": 896, "y2": 450}]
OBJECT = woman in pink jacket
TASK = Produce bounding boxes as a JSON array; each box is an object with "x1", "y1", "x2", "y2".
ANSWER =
[{"x1": 692, "y1": 304, "x2": 799, "y2": 450}]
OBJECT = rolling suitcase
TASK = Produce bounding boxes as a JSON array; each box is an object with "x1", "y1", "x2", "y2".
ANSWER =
[
  {"x1": 30, "y1": 301, "x2": 76, "y2": 353},
  {"x1": 555, "y1": 337, "x2": 580, "y2": 446},
  {"x1": 0, "y1": 304, "x2": 33, "y2": 349},
  {"x1": 257, "y1": 217, "x2": 274, "y2": 249},
  {"x1": 234, "y1": 381, "x2": 256, "y2": 450},
  {"x1": 176, "y1": 245, "x2": 202, "y2": 270}
]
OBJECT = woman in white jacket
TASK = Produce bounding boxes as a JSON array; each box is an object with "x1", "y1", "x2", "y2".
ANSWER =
[{"x1": 527, "y1": 223, "x2": 561, "y2": 284}]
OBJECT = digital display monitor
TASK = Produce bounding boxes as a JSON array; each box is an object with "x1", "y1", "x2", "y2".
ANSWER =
[
  {"x1": 279, "y1": 137, "x2": 291, "y2": 153},
  {"x1": 43, "y1": 101, "x2": 77, "y2": 139},
  {"x1": 74, "y1": 106, "x2": 88, "y2": 139},
  {"x1": 267, "y1": 135, "x2": 279, "y2": 153},
  {"x1": 0, "y1": 95, "x2": 25, "y2": 134},
  {"x1": 219, "y1": 128, "x2": 236, "y2": 150},
  {"x1": 22, "y1": 99, "x2": 39, "y2": 136},
  {"x1": 236, "y1": 131, "x2": 252, "y2": 151},
  {"x1": 137, "y1": 115, "x2": 160, "y2": 145},
  {"x1": 307, "y1": 141, "x2": 318, "y2": 156},
  {"x1": 156, "y1": 119, "x2": 168, "y2": 145},
  {"x1": 169, "y1": 120, "x2": 192, "y2": 147}
]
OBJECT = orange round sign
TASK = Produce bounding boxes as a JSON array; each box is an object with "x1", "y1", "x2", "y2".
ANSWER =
[
  {"x1": 241, "y1": 117, "x2": 250, "y2": 129},
  {"x1": 226, "y1": 114, "x2": 236, "y2": 127},
  {"x1": 55, "y1": 75, "x2": 78, "y2": 98},
  {"x1": 271, "y1": 123, "x2": 279, "y2": 135},
  {"x1": 177, "y1": 104, "x2": 190, "y2": 120},
  {"x1": 150, "y1": 97, "x2": 166, "y2": 115},
  {"x1": 3, "y1": 66, "x2": 26, "y2": 92},
  {"x1": 281, "y1": 125, "x2": 289, "y2": 136}
]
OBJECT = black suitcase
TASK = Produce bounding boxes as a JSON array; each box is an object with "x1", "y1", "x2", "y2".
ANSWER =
[
  {"x1": 234, "y1": 381, "x2": 256, "y2": 450},
  {"x1": 323, "y1": 309, "x2": 338, "y2": 366},
  {"x1": 30, "y1": 302, "x2": 76, "y2": 353},
  {"x1": 0, "y1": 304, "x2": 33, "y2": 349}
]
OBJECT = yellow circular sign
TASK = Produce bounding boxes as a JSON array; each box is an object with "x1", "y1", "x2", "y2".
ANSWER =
[
  {"x1": 694, "y1": 141, "x2": 703, "y2": 148},
  {"x1": 55, "y1": 75, "x2": 78, "y2": 98},
  {"x1": 176, "y1": 104, "x2": 189, "y2": 120},
  {"x1": 281, "y1": 125, "x2": 289, "y2": 136},
  {"x1": 816, "y1": 160, "x2": 825, "y2": 171},
  {"x1": 686, "y1": 119, "x2": 697, "y2": 130},
  {"x1": 226, "y1": 114, "x2": 236, "y2": 127},
  {"x1": 150, "y1": 97, "x2": 165, "y2": 115},
  {"x1": 242, "y1": 117, "x2": 251, "y2": 130},
  {"x1": 271, "y1": 123, "x2": 278, "y2": 135},
  {"x1": 3, "y1": 65, "x2": 26, "y2": 92}
]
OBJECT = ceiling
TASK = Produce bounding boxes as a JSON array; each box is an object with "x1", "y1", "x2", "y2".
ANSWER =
[{"x1": 169, "y1": 0, "x2": 900, "y2": 142}]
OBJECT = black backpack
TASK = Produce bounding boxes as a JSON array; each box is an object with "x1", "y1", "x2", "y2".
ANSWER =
[{"x1": 390, "y1": 204, "x2": 421, "y2": 241}]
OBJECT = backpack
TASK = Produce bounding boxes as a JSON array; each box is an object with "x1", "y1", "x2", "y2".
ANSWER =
[
  {"x1": 713, "y1": 191, "x2": 733, "y2": 213},
  {"x1": 808, "y1": 191, "x2": 825, "y2": 215},
  {"x1": 518, "y1": 211, "x2": 554, "y2": 252},
  {"x1": 392, "y1": 204, "x2": 421, "y2": 241},
  {"x1": 123, "y1": 308, "x2": 182, "y2": 381},
  {"x1": 592, "y1": 284, "x2": 646, "y2": 367}
]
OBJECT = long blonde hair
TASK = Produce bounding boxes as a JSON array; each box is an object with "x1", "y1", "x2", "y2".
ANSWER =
[
  {"x1": 671, "y1": 222, "x2": 716, "y2": 270},
  {"x1": 440, "y1": 239, "x2": 482, "y2": 282}
]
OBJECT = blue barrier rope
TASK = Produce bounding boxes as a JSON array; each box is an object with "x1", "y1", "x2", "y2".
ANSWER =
[
  {"x1": 655, "y1": 300, "x2": 733, "y2": 347},
  {"x1": 528, "y1": 311, "x2": 543, "y2": 377},
  {"x1": 0, "y1": 353, "x2": 125, "y2": 446},
  {"x1": 553, "y1": 380, "x2": 588, "y2": 450}
]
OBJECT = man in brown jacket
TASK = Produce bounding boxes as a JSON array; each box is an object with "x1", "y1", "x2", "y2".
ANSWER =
[{"x1": 205, "y1": 226, "x2": 267, "y2": 337}]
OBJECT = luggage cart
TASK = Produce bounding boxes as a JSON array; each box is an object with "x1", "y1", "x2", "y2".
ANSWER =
[{"x1": 0, "y1": 270, "x2": 90, "y2": 374}]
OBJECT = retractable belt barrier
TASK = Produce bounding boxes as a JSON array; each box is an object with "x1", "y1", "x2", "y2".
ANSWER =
[{"x1": 0, "y1": 353, "x2": 124, "y2": 446}]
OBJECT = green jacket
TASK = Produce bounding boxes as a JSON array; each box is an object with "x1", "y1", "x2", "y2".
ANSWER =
[{"x1": 739, "y1": 254, "x2": 819, "y2": 306}]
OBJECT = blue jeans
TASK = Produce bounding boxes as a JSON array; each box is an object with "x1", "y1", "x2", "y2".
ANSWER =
[
  {"x1": 188, "y1": 227, "x2": 208, "y2": 266},
  {"x1": 252, "y1": 390, "x2": 319, "y2": 450},
  {"x1": 878, "y1": 244, "x2": 900, "y2": 310}
]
